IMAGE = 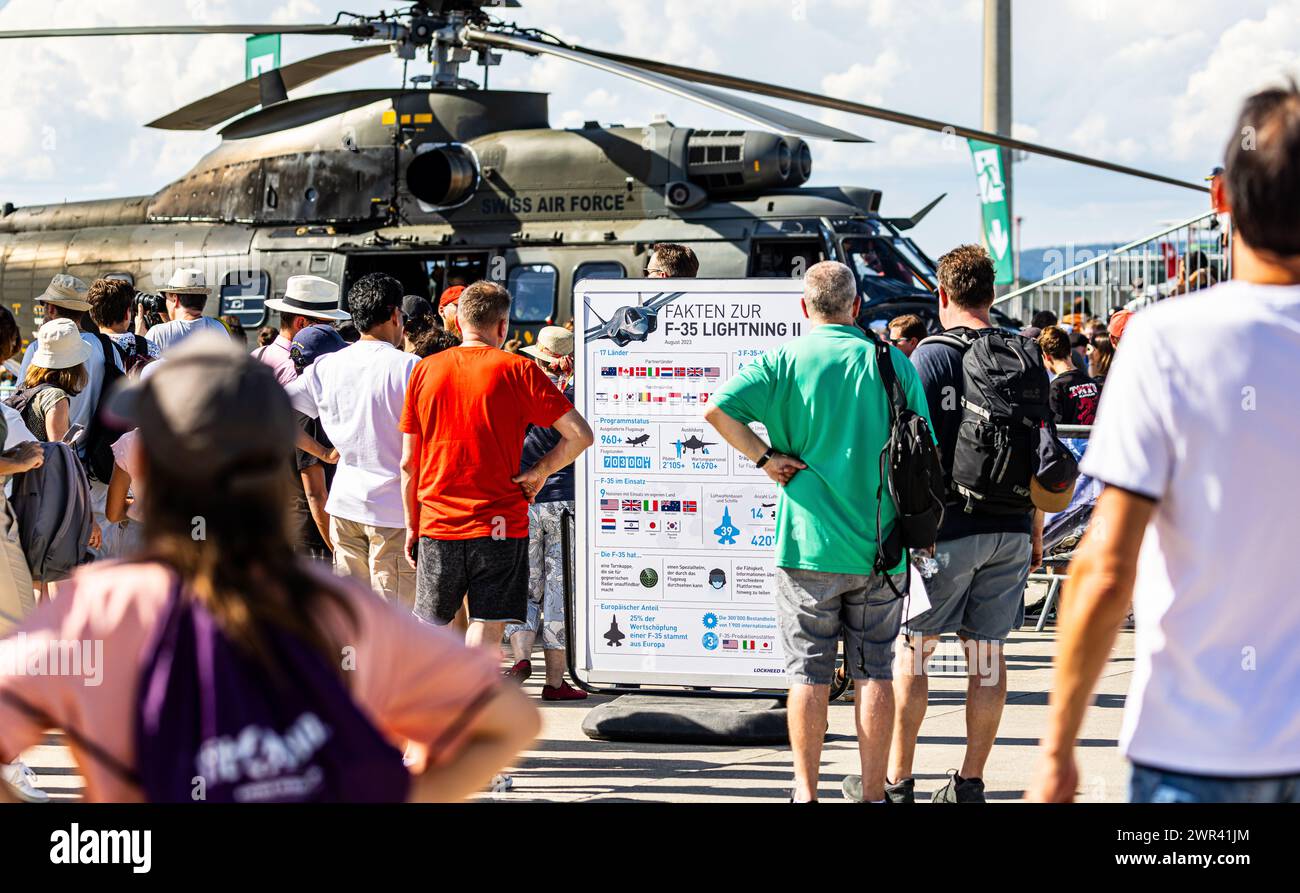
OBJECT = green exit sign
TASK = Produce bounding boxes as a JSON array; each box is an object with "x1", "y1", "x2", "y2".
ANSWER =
[{"x1": 245, "y1": 33, "x2": 281, "y2": 80}]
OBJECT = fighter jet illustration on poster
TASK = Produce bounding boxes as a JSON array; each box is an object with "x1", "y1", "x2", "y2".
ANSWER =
[
  {"x1": 604, "y1": 616, "x2": 626, "y2": 647},
  {"x1": 673, "y1": 435, "x2": 717, "y2": 457},
  {"x1": 714, "y1": 507, "x2": 740, "y2": 545},
  {"x1": 626, "y1": 433, "x2": 651, "y2": 446}
]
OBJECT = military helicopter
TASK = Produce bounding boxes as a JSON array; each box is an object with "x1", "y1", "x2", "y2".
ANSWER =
[{"x1": 0, "y1": 0, "x2": 1207, "y2": 342}]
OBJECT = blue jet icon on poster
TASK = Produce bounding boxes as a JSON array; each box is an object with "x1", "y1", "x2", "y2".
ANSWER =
[{"x1": 714, "y1": 507, "x2": 740, "y2": 545}]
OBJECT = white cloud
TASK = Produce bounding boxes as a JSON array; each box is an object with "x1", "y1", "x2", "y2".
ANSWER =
[{"x1": 0, "y1": 0, "x2": 1285, "y2": 253}]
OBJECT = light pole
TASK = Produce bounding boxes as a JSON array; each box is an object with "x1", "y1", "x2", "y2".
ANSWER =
[{"x1": 983, "y1": 0, "x2": 1012, "y2": 296}]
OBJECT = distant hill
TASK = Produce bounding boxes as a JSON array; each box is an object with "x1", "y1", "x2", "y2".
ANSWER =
[{"x1": 1017, "y1": 243, "x2": 1124, "y2": 283}]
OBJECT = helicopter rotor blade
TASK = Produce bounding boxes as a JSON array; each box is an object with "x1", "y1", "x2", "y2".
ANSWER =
[
  {"x1": 572, "y1": 45, "x2": 1208, "y2": 193},
  {"x1": 0, "y1": 24, "x2": 374, "y2": 40},
  {"x1": 462, "y1": 27, "x2": 869, "y2": 143},
  {"x1": 146, "y1": 43, "x2": 395, "y2": 131}
]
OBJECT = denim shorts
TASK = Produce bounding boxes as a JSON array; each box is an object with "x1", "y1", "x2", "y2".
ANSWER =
[
  {"x1": 902, "y1": 531, "x2": 1031, "y2": 642},
  {"x1": 775, "y1": 568, "x2": 905, "y2": 686},
  {"x1": 1130, "y1": 763, "x2": 1300, "y2": 803}
]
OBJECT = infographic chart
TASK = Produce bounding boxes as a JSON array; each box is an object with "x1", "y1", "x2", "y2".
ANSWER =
[{"x1": 575, "y1": 279, "x2": 805, "y2": 689}]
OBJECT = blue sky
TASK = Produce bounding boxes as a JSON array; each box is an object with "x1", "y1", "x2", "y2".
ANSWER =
[{"x1": 1, "y1": 0, "x2": 1296, "y2": 266}]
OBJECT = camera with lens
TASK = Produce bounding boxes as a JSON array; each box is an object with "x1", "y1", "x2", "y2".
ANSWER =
[
  {"x1": 135, "y1": 291, "x2": 167, "y2": 315},
  {"x1": 134, "y1": 291, "x2": 168, "y2": 330}
]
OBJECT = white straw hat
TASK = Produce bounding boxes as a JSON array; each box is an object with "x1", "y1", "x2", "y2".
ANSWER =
[
  {"x1": 265, "y1": 275, "x2": 349, "y2": 321},
  {"x1": 161, "y1": 268, "x2": 211, "y2": 295},
  {"x1": 30, "y1": 318, "x2": 91, "y2": 370}
]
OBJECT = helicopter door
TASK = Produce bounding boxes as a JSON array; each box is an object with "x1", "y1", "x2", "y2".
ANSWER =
[
  {"x1": 341, "y1": 251, "x2": 491, "y2": 302},
  {"x1": 747, "y1": 239, "x2": 826, "y2": 278},
  {"x1": 424, "y1": 252, "x2": 491, "y2": 300}
]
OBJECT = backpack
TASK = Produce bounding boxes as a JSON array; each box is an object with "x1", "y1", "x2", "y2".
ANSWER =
[
  {"x1": 82, "y1": 333, "x2": 127, "y2": 484},
  {"x1": 0, "y1": 579, "x2": 412, "y2": 803},
  {"x1": 7, "y1": 441, "x2": 93, "y2": 582},
  {"x1": 131, "y1": 584, "x2": 411, "y2": 802},
  {"x1": 919, "y1": 327, "x2": 1051, "y2": 514},
  {"x1": 872, "y1": 341, "x2": 945, "y2": 594},
  {"x1": 2, "y1": 382, "x2": 53, "y2": 419}
]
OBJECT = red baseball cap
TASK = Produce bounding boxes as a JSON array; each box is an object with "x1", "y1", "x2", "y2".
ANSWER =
[
  {"x1": 1108, "y1": 309, "x2": 1133, "y2": 342},
  {"x1": 438, "y1": 285, "x2": 464, "y2": 310}
]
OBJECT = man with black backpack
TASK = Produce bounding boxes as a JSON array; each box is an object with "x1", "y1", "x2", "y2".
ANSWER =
[
  {"x1": 705, "y1": 261, "x2": 936, "y2": 804},
  {"x1": 887, "y1": 245, "x2": 1069, "y2": 805}
]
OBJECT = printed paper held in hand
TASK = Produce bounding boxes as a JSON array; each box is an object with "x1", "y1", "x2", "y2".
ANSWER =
[{"x1": 903, "y1": 564, "x2": 931, "y2": 624}]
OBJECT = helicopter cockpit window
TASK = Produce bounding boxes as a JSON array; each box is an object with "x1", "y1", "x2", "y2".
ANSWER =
[
  {"x1": 507, "y1": 264, "x2": 558, "y2": 324},
  {"x1": 748, "y1": 239, "x2": 826, "y2": 278},
  {"x1": 573, "y1": 261, "x2": 625, "y2": 291},
  {"x1": 842, "y1": 237, "x2": 932, "y2": 301},
  {"x1": 219, "y1": 270, "x2": 270, "y2": 329}
]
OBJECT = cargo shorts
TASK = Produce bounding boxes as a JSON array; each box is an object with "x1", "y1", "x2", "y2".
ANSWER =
[{"x1": 775, "y1": 568, "x2": 905, "y2": 686}]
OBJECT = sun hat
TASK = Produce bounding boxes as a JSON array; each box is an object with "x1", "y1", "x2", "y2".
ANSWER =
[
  {"x1": 265, "y1": 275, "x2": 349, "y2": 321},
  {"x1": 160, "y1": 268, "x2": 211, "y2": 296},
  {"x1": 37, "y1": 274, "x2": 91, "y2": 312},
  {"x1": 521, "y1": 325, "x2": 575, "y2": 361},
  {"x1": 30, "y1": 318, "x2": 91, "y2": 370},
  {"x1": 104, "y1": 333, "x2": 293, "y2": 487},
  {"x1": 438, "y1": 285, "x2": 465, "y2": 310}
]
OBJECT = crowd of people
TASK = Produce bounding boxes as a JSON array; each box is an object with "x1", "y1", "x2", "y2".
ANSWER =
[
  {"x1": 0, "y1": 244, "x2": 613, "y2": 801},
  {"x1": 0, "y1": 79, "x2": 1296, "y2": 805},
  {"x1": 703, "y1": 83, "x2": 1300, "y2": 805}
]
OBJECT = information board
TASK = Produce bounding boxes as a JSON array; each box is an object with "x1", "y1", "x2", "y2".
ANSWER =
[{"x1": 573, "y1": 279, "x2": 807, "y2": 689}]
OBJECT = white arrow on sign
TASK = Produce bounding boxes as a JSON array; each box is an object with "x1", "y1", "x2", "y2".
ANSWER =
[{"x1": 988, "y1": 217, "x2": 1010, "y2": 260}]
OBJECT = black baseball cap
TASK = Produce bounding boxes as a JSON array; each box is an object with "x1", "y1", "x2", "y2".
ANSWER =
[
  {"x1": 1030, "y1": 426, "x2": 1079, "y2": 513},
  {"x1": 105, "y1": 333, "x2": 294, "y2": 487}
]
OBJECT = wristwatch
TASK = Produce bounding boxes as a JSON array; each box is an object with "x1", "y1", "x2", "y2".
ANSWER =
[{"x1": 755, "y1": 447, "x2": 776, "y2": 468}]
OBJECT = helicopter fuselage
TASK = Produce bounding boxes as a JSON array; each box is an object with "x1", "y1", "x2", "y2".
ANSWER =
[{"x1": 0, "y1": 88, "x2": 944, "y2": 342}]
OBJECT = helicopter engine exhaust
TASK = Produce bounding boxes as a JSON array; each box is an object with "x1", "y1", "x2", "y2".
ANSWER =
[
  {"x1": 405, "y1": 143, "x2": 479, "y2": 209},
  {"x1": 685, "y1": 131, "x2": 812, "y2": 197}
]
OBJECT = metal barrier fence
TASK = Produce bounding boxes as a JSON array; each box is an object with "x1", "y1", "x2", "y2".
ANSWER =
[{"x1": 996, "y1": 210, "x2": 1230, "y2": 324}]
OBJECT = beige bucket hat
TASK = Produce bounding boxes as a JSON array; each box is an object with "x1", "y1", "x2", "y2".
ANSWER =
[
  {"x1": 521, "y1": 325, "x2": 575, "y2": 361},
  {"x1": 37, "y1": 273, "x2": 91, "y2": 312}
]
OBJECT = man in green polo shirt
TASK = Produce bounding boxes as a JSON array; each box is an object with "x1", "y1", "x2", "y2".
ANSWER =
[{"x1": 704, "y1": 260, "x2": 931, "y2": 804}]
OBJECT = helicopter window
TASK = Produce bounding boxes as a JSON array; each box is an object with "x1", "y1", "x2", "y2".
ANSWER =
[
  {"x1": 748, "y1": 240, "x2": 825, "y2": 278},
  {"x1": 843, "y1": 237, "x2": 926, "y2": 287},
  {"x1": 573, "y1": 261, "x2": 625, "y2": 289},
  {"x1": 219, "y1": 270, "x2": 270, "y2": 329},
  {"x1": 507, "y1": 264, "x2": 558, "y2": 324}
]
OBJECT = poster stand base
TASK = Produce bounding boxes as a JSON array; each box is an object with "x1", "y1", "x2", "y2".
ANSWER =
[{"x1": 581, "y1": 694, "x2": 788, "y2": 745}]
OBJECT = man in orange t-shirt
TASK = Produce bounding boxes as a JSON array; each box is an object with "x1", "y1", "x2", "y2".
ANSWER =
[{"x1": 400, "y1": 281, "x2": 593, "y2": 654}]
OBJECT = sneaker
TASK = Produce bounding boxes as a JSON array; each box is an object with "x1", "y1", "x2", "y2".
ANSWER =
[
  {"x1": 489, "y1": 773, "x2": 513, "y2": 793},
  {"x1": 541, "y1": 681, "x2": 588, "y2": 701},
  {"x1": 885, "y1": 777, "x2": 916, "y2": 804},
  {"x1": 841, "y1": 775, "x2": 896, "y2": 803},
  {"x1": 502, "y1": 660, "x2": 532, "y2": 682},
  {"x1": 933, "y1": 770, "x2": 986, "y2": 803},
  {"x1": 2, "y1": 762, "x2": 50, "y2": 803}
]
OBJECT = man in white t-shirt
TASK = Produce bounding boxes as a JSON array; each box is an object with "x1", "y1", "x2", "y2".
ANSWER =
[
  {"x1": 143, "y1": 268, "x2": 229, "y2": 354},
  {"x1": 1032, "y1": 84, "x2": 1300, "y2": 803},
  {"x1": 285, "y1": 273, "x2": 418, "y2": 608}
]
